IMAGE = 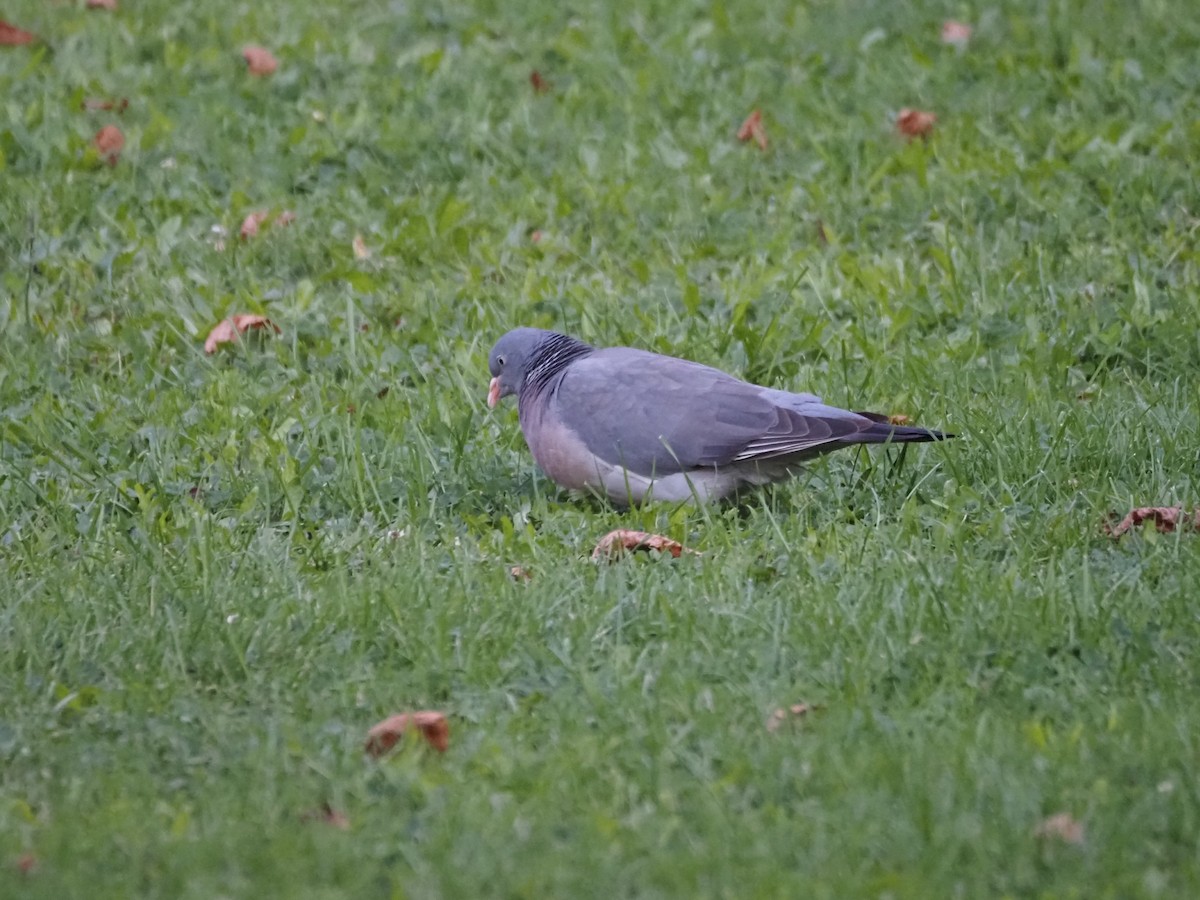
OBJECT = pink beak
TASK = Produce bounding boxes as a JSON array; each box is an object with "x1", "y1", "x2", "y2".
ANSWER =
[{"x1": 487, "y1": 376, "x2": 501, "y2": 408}]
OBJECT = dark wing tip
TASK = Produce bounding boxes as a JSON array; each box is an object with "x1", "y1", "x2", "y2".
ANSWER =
[
  {"x1": 852, "y1": 411, "x2": 954, "y2": 442},
  {"x1": 856, "y1": 423, "x2": 953, "y2": 443}
]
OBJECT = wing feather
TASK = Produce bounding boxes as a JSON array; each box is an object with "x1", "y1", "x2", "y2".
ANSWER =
[{"x1": 732, "y1": 408, "x2": 869, "y2": 461}]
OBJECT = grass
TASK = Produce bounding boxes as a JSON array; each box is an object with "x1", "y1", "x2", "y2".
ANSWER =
[{"x1": 2, "y1": 0, "x2": 1200, "y2": 896}]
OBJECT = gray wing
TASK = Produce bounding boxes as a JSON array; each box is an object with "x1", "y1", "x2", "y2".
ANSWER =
[{"x1": 549, "y1": 348, "x2": 873, "y2": 476}]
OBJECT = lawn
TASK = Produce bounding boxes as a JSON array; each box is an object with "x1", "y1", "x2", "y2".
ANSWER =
[{"x1": 2, "y1": 0, "x2": 1200, "y2": 896}]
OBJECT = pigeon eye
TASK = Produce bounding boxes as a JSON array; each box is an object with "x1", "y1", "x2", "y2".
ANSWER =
[{"x1": 497, "y1": 355, "x2": 506, "y2": 367}]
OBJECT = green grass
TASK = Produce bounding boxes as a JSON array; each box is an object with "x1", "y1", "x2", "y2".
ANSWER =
[{"x1": 3, "y1": 0, "x2": 1200, "y2": 896}]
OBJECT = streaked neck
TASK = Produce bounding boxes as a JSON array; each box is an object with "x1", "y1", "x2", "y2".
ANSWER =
[{"x1": 522, "y1": 332, "x2": 593, "y2": 397}]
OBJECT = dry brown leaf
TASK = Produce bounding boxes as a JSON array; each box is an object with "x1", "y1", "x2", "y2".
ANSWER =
[
  {"x1": 815, "y1": 220, "x2": 829, "y2": 246},
  {"x1": 87, "y1": 0, "x2": 118, "y2": 10},
  {"x1": 887, "y1": 413, "x2": 911, "y2": 426},
  {"x1": 365, "y1": 711, "x2": 450, "y2": 756},
  {"x1": 0, "y1": 20, "x2": 36, "y2": 45},
  {"x1": 203, "y1": 314, "x2": 281, "y2": 354},
  {"x1": 239, "y1": 210, "x2": 270, "y2": 240},
  {"x1": 591, "y1": 529, "x2": 698, "y2": 562},
  {"x1": 83, "y1": 97, "x2": 129, "y2": 113},
  {"x1": 238, "y1": 210, "x2": 293, "y2": 238},
  {"x1": 529, "y1": 70, "x2": 551, "y2": 93},
  {"x1": 301, "y1": 802, "x2": 350, "y2": 830},
  {"x1": 736, "y1": 109, "x2": 768, "y2": 151},
  {"x1": 242, "y1": 45, "x2": 278, "y2": 76},
  {"x1": 897, "y1": 108, "x2": 937, "y2": 141},
  {"x1": 94, "y1": 125, "x2": 124, "y2": 165},
  {"x1": 1034, "y1": 812, "x2": 1085, "y2": 845},
  {"x1": 941, "y1": 20, "x2": 972, "y2": 45},
  {"x1": 15, "y1": 852, "x2": 38, "y2": 875},
  {"x1": 352, "y1": 234, "x2": 371, "y2": 260},
  {"x1": 509, "y1": 565, "x2": 533, "y2": 583},
  {"x1": 766, "y1": 702, "x2": 813, "y2": 733},
  {"x1": 1105, "y1": 506, "x2": 1200, "y2": 538}
]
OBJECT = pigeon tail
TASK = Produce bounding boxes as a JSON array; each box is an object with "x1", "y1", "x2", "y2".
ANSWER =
[{"x1": 844, "y1": 421, "x2": 953, "y2": 445}]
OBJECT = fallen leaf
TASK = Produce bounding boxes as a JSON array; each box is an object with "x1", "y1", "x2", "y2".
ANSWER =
[
  {"x1": 242, "y1": 45, "x2": 278, "y2": 76},
  {"x1": 736, "y1": 108, "x2": 768, "y2": 151},
  {"x1": 0, "y1": 20, "x2": 36, "y2": 46},
  {"x1": 887, "y1": 413, "x2": 911, "y2": 426},
  {"x1": 87, "y1": 0, "x2": 118, "y2": 9},
  {"x1": 896, "y1": 108, "x2": 937, "y2": 141},
  {"x1": 766, "y1": 702, "x2": 813, "y2": 733},
  {"x1": 509, "y1": 565, "x2": 533, "y2": 582},
  {"x1": 1034, "y1": 812, "x2": 1085, "y2": 845},
  {"x1": 203, "y1": 314, "x2": 281, "y2": 354},
  {"x1": 15, "y1": 852, "x2": 37, "y2": 875},
  {"x1": 591, "y1": 529, "x2": 699, "y2": 562},
  {"x1": 82, "y1": 97, "x2": 129, "y2": 113},
  {"x1": 352, "y1": 234, "x2": 371, "y2": 259},
  {"x1": 941, "y1": 20, "x2": 972, "y2": 45},
  {"x1": 239, "y1": 210, "x2": 270, "y2": 239},
  {"x1": 529, "y1": 70, "x2": 551, "y2": 93},
  {"x1": 1105, "y1": 506, "x2": 1200, "y2": 538},
  {"x1": 275, "y1": 210, "x2": 296, "y2": 227},
  {"x1": 815, "y1": 220, "x2": 829, "y2": 246},
  {"x1": 365, "y1": 711, "x2": 449, "y2": 756},
  {"x1": 301, "y1": 802, "x2": 350, "y2": 830},
  {"x1": 94, "y1": 125, "x2": 124, "y2": 165}
]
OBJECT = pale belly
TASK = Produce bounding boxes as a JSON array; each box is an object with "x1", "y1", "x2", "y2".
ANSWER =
[{"x1": 519, "y1": 405, "x2": 782, "y2": 504}]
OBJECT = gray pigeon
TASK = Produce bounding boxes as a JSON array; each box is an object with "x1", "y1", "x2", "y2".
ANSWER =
[{"x1": 487, "y1": 327, "x2": 952, "y2": 504}]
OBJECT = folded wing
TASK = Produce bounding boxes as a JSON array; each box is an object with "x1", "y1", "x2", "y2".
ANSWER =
[{"x1": 550, "y1": 348, "x2": 890, "y2": 475}]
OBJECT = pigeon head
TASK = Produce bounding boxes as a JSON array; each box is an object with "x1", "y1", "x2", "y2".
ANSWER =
[
  {"x1": 487, "y1": 328, "x2": 545, "y2": 408},
  {"x1": 487, "y1": 328, "x2": 593, "y2": 408}
]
